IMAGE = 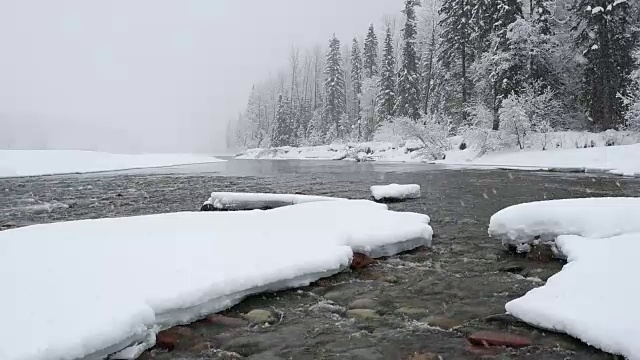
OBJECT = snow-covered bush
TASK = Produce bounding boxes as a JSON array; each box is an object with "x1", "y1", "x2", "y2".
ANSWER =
[
  {"x1": 458, "y1": 103, "x2": 505, "y2": 155},
  {"x1": 393, "y1": 116, "x2": 453, "y2": 160},
  {"x1": 499, "y1": 83, "x2": 564, "y2": 149}
]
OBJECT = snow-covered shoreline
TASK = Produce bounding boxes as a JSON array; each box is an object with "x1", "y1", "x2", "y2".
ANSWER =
[
  {"x1": 0, "y1": 150, "x2": 226, "y2": 178},
  {"x1": 0, "y1": 200, "x2": 432, "y2": 360},
  {"x1": 236, "y1": 132, "x2": 640, "y2": 177}
]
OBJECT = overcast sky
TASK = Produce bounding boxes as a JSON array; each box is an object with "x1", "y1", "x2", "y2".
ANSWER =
[{"x1": 0, "y1": 0, "x2": 404, "y2": 153}]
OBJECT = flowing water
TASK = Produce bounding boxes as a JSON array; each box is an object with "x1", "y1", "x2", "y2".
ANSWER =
[{"x1": 1, "y1": 160, "x2": 638, "y2": 359}]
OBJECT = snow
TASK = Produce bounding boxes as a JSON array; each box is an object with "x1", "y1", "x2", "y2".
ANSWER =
[
  {"x1": 446, "y1": 143, "x2": 640, "y2": 177},
  {"x1": 0, "y1": 150, "x2": 225, "y2": 178},
  {"x1": 506, "y1": 233, "x2": 640, "y2": 359},
  {"x1": 370, "y1": 184, "x2": 421, "y2": 201},
  {"x1": 489, "y1": 197, "x2": 640, "y2": 252},
  {"x1": 0, "y1": 200, "x2": 432, "y2": 360},
  {"x1": 203, "y1": 192, "x2": 341, "y2": 211},
  {"x1": 591, "y1": 6, "x2": 604, "y2": 14}
]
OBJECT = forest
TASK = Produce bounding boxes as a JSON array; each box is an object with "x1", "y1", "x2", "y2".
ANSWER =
[{"x1": 231, "y1": 0, "x2": 640, "y2": 155}]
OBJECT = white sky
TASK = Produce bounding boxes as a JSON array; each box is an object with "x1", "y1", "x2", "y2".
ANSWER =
[{"x1": 0, "y1": 0, "x2": 404, "y2": 153}]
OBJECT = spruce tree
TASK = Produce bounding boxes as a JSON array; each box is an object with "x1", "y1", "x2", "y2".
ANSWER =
[
  {"x1": 271, "y1": 94, "x2": 293, "y2": 147},
  {"x1": 363, "y1": 24, "x2": 379, "y2": 78},
  {"x1": 439, "y1": 0, "x2": 474, "y2": 122},
  {"x1": 396, "y1": 0, "x2": 423, "y2": 121},
  {"x1": 574, "y1": 0, "x2": 637, "y2": 130},
  {"x1": 323, "y1": 34, "x2": 347, "y2": 139},
  {"x1": 351, "y1": 38, "x2": 364, "y2": 138},
  {"x1": 378, "y1": 28, "x2": 397, "y2": 121},
  {"x1": 532, "y1": 0, "x2": 552, "y2": 35}
]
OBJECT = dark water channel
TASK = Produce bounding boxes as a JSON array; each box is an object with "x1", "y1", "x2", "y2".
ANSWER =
[{"x1": 1, "y1": 160, "x2": 638, "y2": 359}]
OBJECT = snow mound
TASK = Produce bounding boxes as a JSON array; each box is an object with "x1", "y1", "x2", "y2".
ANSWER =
[
  {"x1": 0, "y1": 150, "x2": 225, "y2": 178},
  {"x1": 506, "y1": 233, "x2": 640, "y2": 360},
  {"x1": 457, "y1": 143, "x2": 640, "y2": 177},
  {"x1": 203, "y1": 192, "x2": 341, "y2": 211},
  {"x1": 0, "y1": 200, "x2": 432, "y2": 360},
  {"x1": 370, "y1": 184, "x2": 421, "y2": 201},
  {"x1": 489, "y1": 198, "x2": 640, "y2": 252}
]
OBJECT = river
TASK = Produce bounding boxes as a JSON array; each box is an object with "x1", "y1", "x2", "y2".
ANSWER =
[{"x1": 2, "y1": 160, "x2": 639, "y2": 359}]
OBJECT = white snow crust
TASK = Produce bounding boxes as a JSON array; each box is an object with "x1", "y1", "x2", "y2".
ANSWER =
[
  {"x1": 370, "y1": 184, "x2": 421, "y2": 201},
  {"x1": 0, "y1": 200, "x2": 431, "y2": 360},
  {"x1": 506, "y1": 233, "x2": 640, "y2": 359},
  {"x1": 204, "y1": 192, "x2": 341, "y2": 210},
  {"x1": 0, "y1": 150, "x2": 225, "y2": 178},
  {"x1": 489, "y1": 197, "x2": 640, "y2": 251}
]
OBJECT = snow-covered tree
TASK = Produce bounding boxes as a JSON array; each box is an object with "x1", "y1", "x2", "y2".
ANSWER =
[
  {"x1": 271, "y1": 94, "x2": 294, "y2": 147},
  {"x1": 438, "y1": 0, "x2": 474, "y2": 122},
  {"x1": 360, "y1": 76, "x2": 381, "y2": 140},
  {"x1": 574, "y1": 0, "x2": 637, "y2": 130},
  {"x1": 396, "y1": 0, "x2": 422, "y2": 121},
  {"x1": 323, "y1": 34, "x2": 347, "y2": 140},
  {"x1": 418, "y1": 0, "x2": 442, "y2": 116},
  {"x1": 378, "y1": 28, "x2": 397, "y2": 121},
  {"x1": 351, "y1": 38, "x2": 364, "y2": 137},
  {"x1": 625, "y1": 49, "x2": 640, "y2": 130},
  {"x1": 363, "y1": 24, "x2": 379, "y2": 78}
]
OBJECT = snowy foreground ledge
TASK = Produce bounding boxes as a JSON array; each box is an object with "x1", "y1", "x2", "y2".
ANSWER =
[
  {"x1": 506, "y1": 233, "x2": 640, "y2": 360},
  {"x1": 0, "y1": 150, "x2": 225, "y2": 178},
  {"x1": 489, "y1": 197, "x2": 640, "y2": 253},
  {"x1": 0, "y1": 200, "x2": 431, "y2": 360},
  {"x1": 202, "y1": 192, "x2": 341, "y2": 211},
  {"x1": 490, "y1": 197, "x2": 640, "y2": 359},
  {"x1": 371, "y1": 184, "x2": 421, "y2": 202}
]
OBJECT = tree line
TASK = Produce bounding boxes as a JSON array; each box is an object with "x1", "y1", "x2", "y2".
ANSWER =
[{"x1": 232, "y1": 0, "x2": 640, "y2": 149}]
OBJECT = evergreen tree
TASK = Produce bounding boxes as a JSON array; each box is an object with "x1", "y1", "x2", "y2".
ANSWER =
[
  {"x1": 271, "y1": 94, "x2": 294, "y2": 147},
  {"x1": 396, "y1": 0, "x2": 423, "y2": 121},
  {"x1": 363, "y1": 24, "x2": 379, "y2": 78},
  {"x1": 439, "y1": 0, "x2": 474, "y2": 122},
  {"x1": 351, "y1": 38, "x2": 364, "y2": 138},
  {"x1": 531, "y1": 0, "x2": 552, "y2": 35},
  {"x1": 378, "y1": 28, "x2": 397, "y2": 120},
  {"x1": 323, "y1": 34, "x2": 347, "y2": 139},
  {"x1": 574, "y1": 0, "x2": 638, "y2": 130}
]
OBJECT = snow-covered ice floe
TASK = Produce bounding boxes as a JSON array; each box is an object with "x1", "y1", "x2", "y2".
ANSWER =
[
  {"x1": 203, "y1": 192, "x2": 342, "y2": 211},
  {"x1": 489, "y1": 197, "x2": 640, "y2": 253},
  {"x1": 0, "y1": 200, "x2": 432, "y2": 360},
  {"x1": 0, "y1": 150, "x2": 225, "y2": 178},
  {"x1": 370, "y1": 184, "x2": 421, "y2": 202},
  {"x1": 506, "y1": 233, "x2": 640, "y2": 359}
]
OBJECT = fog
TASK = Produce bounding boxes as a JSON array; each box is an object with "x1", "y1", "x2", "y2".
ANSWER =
[{"x1": 0, "y1": 0, "x2": 403, "y2": 154}]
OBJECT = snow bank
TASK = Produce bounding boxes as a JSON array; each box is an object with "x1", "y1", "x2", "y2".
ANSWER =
[
  {"x1": 489, "y1": 198, "x2": 640, "y2": 252},
  {"x1": 371, "y1": 184, "x2": 421, "y2": 201},
  {"x1": 506, "y1": 233, "x2": 640, "y2": 359},
  {"x1": 0, "y1": 150, "x2": 225, "y2": 178},
  {"x1": 449, "y1": 143, "x2": 640, "y2": 177},
  {"x1": 0, "y1": 200, "x2": 432, "y2": 360},
  {"x1": 203, "y1": 192, "x2": 341, "y2": 211}
]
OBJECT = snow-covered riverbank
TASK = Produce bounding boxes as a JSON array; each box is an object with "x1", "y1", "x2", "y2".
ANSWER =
[
  {"x1": 236, "y1": 131, "x2": 640, "y2": 177},
  {"x1": 0, "y1": 150, "x2": 226, "y2": 178}
]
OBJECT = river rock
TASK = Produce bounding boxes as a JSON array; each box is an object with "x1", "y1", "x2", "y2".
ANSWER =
[
  {"x1": 348, "y1": 298, "x2": 378, "y2": 310},
  {"x1": 424, "y1": 316, "x2": 462, "y2": 330},
  {"x1": 190, "y1": 342, "x2": 213, "y2": 352},
  {"x1": 351, "y1": 252, "x2": 375, "y2": 270},
  {"x1": 526, "y1": 244, "x2": 556, "y2": 262},
  {"x1": 206, "y1": 314, "x2": 248, "y2": 327},
  {"x1": 155, "y1": 331, "x2": 179, "y2": 351},
  {"x1": 395, "y1": 307, "x2": 429, "y2": 318},
  {"x1": 243, "y1": 309, "x2": 275, "y2": 324},
  {"x1": 346, "y1": 309, "x2": 380, "y2": 320},
  {"x1": 468, "y1": 331, "x2": 532, "y2": 348},
  {"x1": 323, "y1": 290, "x2": 346, "y2": 302}
]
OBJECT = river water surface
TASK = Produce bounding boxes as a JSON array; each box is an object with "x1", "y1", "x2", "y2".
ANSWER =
[{"x1": 1, "y1": 160, "x2": 638, "y2": 359}]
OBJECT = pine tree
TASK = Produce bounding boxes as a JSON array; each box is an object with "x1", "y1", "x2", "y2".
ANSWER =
[
  {"x1": 351, "y1": 38, "x2": 364, "y2": 138},
  {"x1": 323, "y1": 34, "x2": 347, "y2": 140},
  {"x1": 396, "y1": 0, "x2": 423, "y2": 121},
  {"x1": 378, "y1": 28, "x2": 397, "y2": 121},
  {"x1": 439, "y1": 0, "x2": 474, "y2": 122},
  {"x1": 271, "y1": 94, "x2": 294, "y2": 147},
  {"x1": 531, "y1": 0, "x2": 552, "y2": 35},
  {"x1": 574, "y1": 0, "x2": 638, "y2": 130},
  {"x1": 363, "y1": 24, "x2": 379, "y2": 78}
]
